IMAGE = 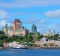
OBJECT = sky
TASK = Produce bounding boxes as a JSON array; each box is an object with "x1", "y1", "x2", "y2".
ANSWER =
[{"x1": 0, "y1": 0, "x2": 60, "y2": 34}]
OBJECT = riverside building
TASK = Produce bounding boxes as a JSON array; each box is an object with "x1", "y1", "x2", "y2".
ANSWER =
[{"x1": 3, "y1": 19, "x2": 29, "y2": 36}]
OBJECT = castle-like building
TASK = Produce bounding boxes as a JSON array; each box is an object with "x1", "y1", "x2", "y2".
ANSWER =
[{"x1": 3, "y1": 19, "x2": 29, "y2": 36}]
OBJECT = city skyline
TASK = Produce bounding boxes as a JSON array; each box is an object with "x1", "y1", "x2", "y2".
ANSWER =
[{"x1": 0, "y1": 0, "x2": 60, "y2": 34}]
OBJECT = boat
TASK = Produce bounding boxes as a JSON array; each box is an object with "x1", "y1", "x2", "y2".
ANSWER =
[{"x1": 13, "y1": 44, "x2": 27, "y2": 49}]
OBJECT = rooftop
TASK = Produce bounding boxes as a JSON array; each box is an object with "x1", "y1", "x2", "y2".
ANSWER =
[{"x1": 13, "y1": 19, "x2": 22, "y2": 23}]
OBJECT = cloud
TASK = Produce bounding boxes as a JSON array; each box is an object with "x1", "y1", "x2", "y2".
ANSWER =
[
  {"x1": 23, "y1": 17, "x2": 45, "y2": 24},
  {"x1": 0, "y1": 20, "x2": 7, "y2": 27},
  {"x1": 0, "y1": 0, "x2": 60, "y2": 8},
  {"x1": 0, "y1": 20, "x2": 10, "y2": 27},
  {"x1": 49, "y1": 23, "x2": 60, "y2": 34},
  {"x1": 11, "y1": 12, "x2": 40, "y2": 16},
  {"x1": 45, "y1": 10, "x2": 60, "y2": 18},
  {"x1": 0, "y1": 10, "x2": 9, "y2": 19},
  {"x1": 0, "y1": 10, "x2": 10, "y2": 28}
]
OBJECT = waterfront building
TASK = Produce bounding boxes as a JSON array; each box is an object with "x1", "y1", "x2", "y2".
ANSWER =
[
  {"x1": 40, "y1": 37, "x2": 47, "y2": 44},
  {"x1": 3, "y1": 19, "x2": 29, "y2": 36},
  {"x1": 3, "y1": 42, "x2": 9, "y2": 47},
  {"x1": 43, "y1": 30, "x2": 54, "y2": 36},
  {"x1": 54, "y1": 41, "x2": 60, "y2": 46},
  {"x1": 37, "y1": 37, "x2": 47, "y2": 47},
  {"x1": 48, "y1": 40, "x2": 55, "y2": 44},
  {"x1": 36, "y1": 41, "x2": 40, "y2": 46},
  {"x1": 32, "y1": 24, "x2": 37, "y2": 33},
  {"x1": 5, "y1": 41, "x2": 26, "y2": 48}
]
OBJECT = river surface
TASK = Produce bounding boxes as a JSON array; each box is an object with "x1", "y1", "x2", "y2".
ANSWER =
[{"x1": 0, "y1": 49, "x2": 60, "y2": 56}]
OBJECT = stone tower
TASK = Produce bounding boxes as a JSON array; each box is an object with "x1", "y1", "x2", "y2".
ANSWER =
[{"x1": 12, "y1": 19, "x2": 22, "y2": 30}]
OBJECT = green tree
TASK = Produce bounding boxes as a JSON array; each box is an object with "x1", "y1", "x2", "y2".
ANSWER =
[
  {"x1": 54, "y1": 34, "x2": 59, "y2": 37},
  {"x1": 6, "y1": 37, "x2": 14, "y2": 42},
  {"x1": 29, "y1": 32, "x2": 35, "y2": 35},
  {"x1": 0, "y1": 41, "x2": 3, "y2": 47},
  {"x1": 53, "y1": 34, "x2": 59, "y2": 40},
  {"x1": 47, "y1": 36, "x2": 53, "y2": 40},
  {"x1": 36, "y1": 35, "x2": 40, "y2": 41},
  {"x1": 47, "y1": 34, "x2": 58, "y2": 40},
  {"x1": 43, "y1": 43, "x2": 48, "y2": 46},
  {"x1": 27, "y1": 43, "x2": 32, "y2": 46},
  {"x1": 36, "y1": 34, "x2": 43, "y2": 41},
  {"x1": 0, "y1": 35, "x2": 8, "y2": 40},
  {"x1": 49, "y1": 43, "x2": 54, "y2": 46},
  {"x1": 23, "y1": 35, "x2": 33, "y2": 42},
  {"x1": 32, "y1": 44, "x2": 37, "y2": 47},
  {"x1": 37, "y1": 32, "x2": 40, "y2": 35},
  {"x1": 0, "y1": 30, "x2": 5, "y2": 34}
]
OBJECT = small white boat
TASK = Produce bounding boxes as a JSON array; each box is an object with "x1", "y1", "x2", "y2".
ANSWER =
[{"x1": 13, "y1": 44, "x2": 27, "y2": 49}]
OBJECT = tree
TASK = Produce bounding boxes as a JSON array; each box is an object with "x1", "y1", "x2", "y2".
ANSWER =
[
  {"x1": 6, "y1": 37, "x2": 13, "y2": 42},
  {"x1": 27, "y1": 43, "x2": 32, "y2": 46},
  {"x1": 49, "y1": 43, "x2": 54, "y2": 46},
  {"x1": 54, "y1": 34, "x2": 59, "y2": 40},
  {"x1": 36, "y1": 35, "x2": 40, "y2": 41},
  {"x1": 43, "y1": 43, "x2": 48, "y2": 46},
  {"x1": 54, "y1": 34, "x2": 59, "y2": 37},
  {"x1": 32, "y1": 44, "x2": 37, "y2": 47},
  {"x1": 36, "y1": 34, "x2": 43, "y2": 41},
  {"x1": 37, "y1": 32, "x2": 40, "y2": 35},
  {"x1": 0, "y1": 35, "x2": 8, "y2": 40},
  {"x1": 29, "y1": 32, "x2": 35, "y2": 35},
  {"x1": 0, "y1": 41, "x2": 3, "y2": 47},
  {"x1": 47, "y1": 36, "x2": 53, "y2": 40},
  {"x1": 23, "y1": 35, "x2": 33, "y2": 42},
  {"x1": 0, "y1": 31, "x2": 5, "y2": 34},
  {"x1": 47, "y1": 33, "x2": 59, "y2": 40}
]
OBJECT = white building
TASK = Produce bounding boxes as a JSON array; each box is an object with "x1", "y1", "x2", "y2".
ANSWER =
[
  {"x1": 43, "y1": 30, "x2": 55, "y2": 36},
  {"x1": 40, "y1": 37, "x2": 47, "y2": 46}
]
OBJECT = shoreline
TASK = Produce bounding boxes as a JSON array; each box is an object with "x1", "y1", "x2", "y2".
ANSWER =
[
  {"x1": 1, "y1": 46, "x2": 60, "y2": 50},
  {"x1": 26, "y1": 46, "x2": 60, "y2": 49}
]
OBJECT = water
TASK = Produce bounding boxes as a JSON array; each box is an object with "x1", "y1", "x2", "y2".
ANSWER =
[{"x1": 0, "y1": 49, "x2": 60, "y2": 56}]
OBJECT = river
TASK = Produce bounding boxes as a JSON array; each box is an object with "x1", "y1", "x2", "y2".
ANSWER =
[{"x1": 0, "y1": 49, "x2": 60, "y2": 56}]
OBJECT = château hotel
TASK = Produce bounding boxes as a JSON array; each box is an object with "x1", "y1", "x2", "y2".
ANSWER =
[{"x1": 3, "y1": 19, "x2": 29, "y2": 36}]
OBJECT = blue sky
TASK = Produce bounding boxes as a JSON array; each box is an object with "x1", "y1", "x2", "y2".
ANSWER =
[{"x1": 0, "y1": 0, "x2": 60, "y2": 34}]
